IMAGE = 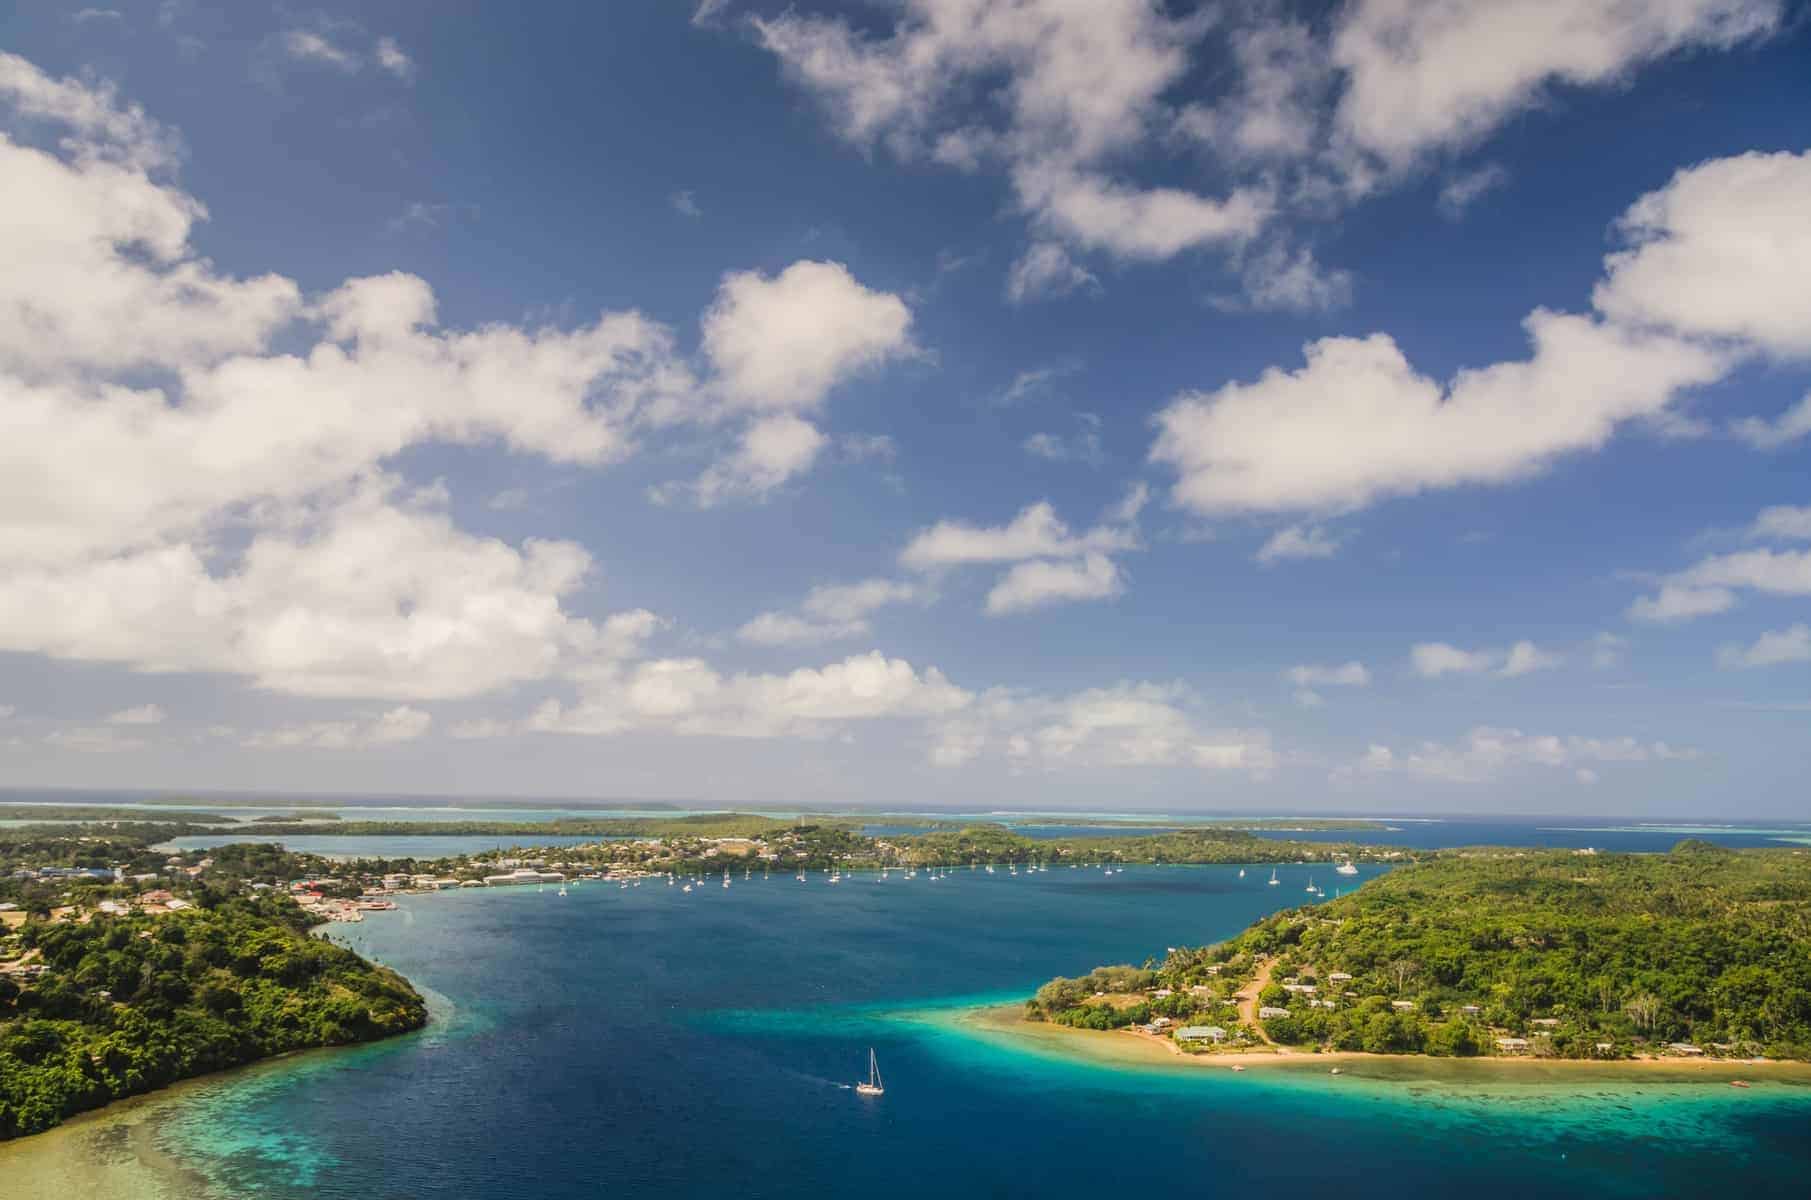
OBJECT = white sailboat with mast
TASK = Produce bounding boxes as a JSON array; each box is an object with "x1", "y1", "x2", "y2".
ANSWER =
[{"x1": 855, "y1": 1047, "x2": 884, "y2": 1096}]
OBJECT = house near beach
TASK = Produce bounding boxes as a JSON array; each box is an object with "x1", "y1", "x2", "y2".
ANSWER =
[{"x1": 1177, "y1": 1026, "x2": 1227, "y2": 1043}]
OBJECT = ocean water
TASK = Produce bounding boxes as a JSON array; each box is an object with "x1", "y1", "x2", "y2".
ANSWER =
[{"x1": 87, "y1": 862, "x2": 1811, "y2": 1198}]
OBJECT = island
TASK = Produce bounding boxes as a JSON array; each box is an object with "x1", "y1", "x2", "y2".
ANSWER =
[
  {"x1": 1025, "y1": 841, "x2": 1811, "y2": 1064},
  {"x1": 143, "y1": 812, "x2": 1414, "y2": 872},
  {"x1": 1, "y1": 836, "x2": 428, "y2": 1141}
]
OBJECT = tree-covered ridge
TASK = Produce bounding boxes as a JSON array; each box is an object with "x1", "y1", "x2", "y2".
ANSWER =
[
  {"x1": 0, "y1": 805, "x2": 242, "y2": 824},
  {"x1": 0, "y1": 894, "x2": 426, "y2": 1140},
  {"x1": 1030, "y1": 844, "x2": 1811, "y2": 1061}
]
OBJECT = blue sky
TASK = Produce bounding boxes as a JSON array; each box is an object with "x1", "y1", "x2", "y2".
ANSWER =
[{"x1": 0, "y1": 1, "x2": 1808, "y2": 816}]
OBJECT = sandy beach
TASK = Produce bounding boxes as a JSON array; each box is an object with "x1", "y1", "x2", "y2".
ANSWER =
[{"x1": 945, "y1": 1002, "x2": 1811, "y2": 1087}]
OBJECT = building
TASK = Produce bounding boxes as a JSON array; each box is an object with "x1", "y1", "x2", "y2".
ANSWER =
[
  {"x1": 1391, "y1": 999, "x2": 1416, "y2": 1011},
  {"x1": 1177, "y1": 1026, "x2": 1227, "y2": 1043},
  {"x1": 1258, "y1": 1006, "x2": 1290, "y2": 1020},
  {"x1": 483, "y1": 869, "x2": 565, "y2": 886},
  {"x1": 1328, "y1": 972, "x2": 1353, "y2": 983},
  {"x1": 1460, "y1": 1004, "x2": 1482, "y2": 1016},
  {"x1": 1495, "y1": 1037, "x2": 1531, "y2": 1052}
]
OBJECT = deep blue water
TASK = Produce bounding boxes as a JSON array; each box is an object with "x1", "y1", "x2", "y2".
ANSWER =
[{"x1": 129, "y1": 862, "x2": 1811, "y2": 1199}]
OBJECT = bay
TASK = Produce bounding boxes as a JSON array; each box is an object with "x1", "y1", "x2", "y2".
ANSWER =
[{"x1": 7, "y1": 861, "x2": 1804, "y2": 1198}]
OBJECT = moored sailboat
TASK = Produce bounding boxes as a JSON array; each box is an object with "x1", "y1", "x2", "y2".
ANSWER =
[{"x1": 855, "y1": 1048, "x2": 884, "y2": 1097}]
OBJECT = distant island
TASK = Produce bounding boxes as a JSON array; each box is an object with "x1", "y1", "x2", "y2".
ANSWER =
[
  {"x1": 144, "y1": 812, "x2": 1409, "y2": 871},
  {"x1": 1025, "y1": 842, "x2": 1811, "y2": 1064}
]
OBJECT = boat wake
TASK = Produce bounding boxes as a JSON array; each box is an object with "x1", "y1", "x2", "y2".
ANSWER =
[{"x1": 784, "y1": 1070, "x2": 853, "y2": 1090}]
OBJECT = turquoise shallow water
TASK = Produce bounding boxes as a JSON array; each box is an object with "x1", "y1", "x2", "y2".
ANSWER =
[{"x1": 113, "y1": 863, "x2": 1811, "y2": 1199}]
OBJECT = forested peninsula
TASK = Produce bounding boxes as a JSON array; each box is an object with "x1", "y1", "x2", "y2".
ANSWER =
[
  {"x1": 1028, "y1": 843, "x2": 1811, "y2": 1062},
  {"x1": 1, "y1": 887, "x2": 426, "y2": 1141}
]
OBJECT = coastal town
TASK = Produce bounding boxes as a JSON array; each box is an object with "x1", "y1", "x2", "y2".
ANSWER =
[{"x1": 2, "y1": 819, "x2": 1406, "y2": 1007}]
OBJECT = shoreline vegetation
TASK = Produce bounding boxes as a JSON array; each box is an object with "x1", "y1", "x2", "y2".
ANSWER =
[
  {"x1": 12, "y1": 810, "x2": 1808, "y2": 1146},
  {"x1": 0, "y1": 893, "x2": 426, "y2": 1141},
  {"x1": 1, "y1": 834, "x2": 437, "y2": 1142},
  {"x1": 1026, "y1": 842, "x2": 1811, "y2": 1066},
  {"x1": 2, "y1": 798, "x2": 1387, "y2": 832},
  {"x1": 152, "y1": 813, "x2": 1393, "y2": 841},
  {"x1": 953, "y1": 1002, "x2": 1811, "y2": 1082},
  {"x1": 0, "y1": 815, "x2": 1406, "y2": 1143}
]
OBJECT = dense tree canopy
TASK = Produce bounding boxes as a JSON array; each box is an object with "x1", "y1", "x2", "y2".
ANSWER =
[
  {"x1": 1031, "y1": 845, "x2": 1811, "y2": 1061},
  {"x1": 0, "y1": 895, "x2": 425, "y2": 1140}
]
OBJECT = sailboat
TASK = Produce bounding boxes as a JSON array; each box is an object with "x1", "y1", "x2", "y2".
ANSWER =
[
  {"x1": 855, "y1": 1048, "x2": 884, "y2": 1097},
  {"x1": 1238, "y1": 868, "x2": 1246, "y2": 878},
  {"x1": 1267, "y1": 868, "x2": 1279, "y2": 886},
  {"x1": 1305, "y1": 876, "x2": 1316, "y2": 893},
  {"x1": 558, "y1": 884, "x2": 568, "y2": 897}
]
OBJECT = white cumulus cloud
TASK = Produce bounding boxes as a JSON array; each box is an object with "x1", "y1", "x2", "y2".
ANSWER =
[
  {"x1": 1348, "y1": 725, "x2": 1700, "y2": 784},
  {"x1": 245, "y1": 705, "x2": 432, "y2": 750},
  {"x1": 985, "y1": 553, "x2": 1124, "y2": 615},
  {"x1": 739, "y1": 579, "x2": 924, "y2": 646},
  {"x1": 105, "y1": 703, "x2": 165, "y2": 725},
  {"x1": 1718, "y1": 625, "x2": 1811, "y2": 669},
  {"x1": 931, "y1": 682, "x2": 1273, "y2": 774},
  {"x1": 1255, "y1": 524, "x2": 1342, "y2": 566},
  {"x1": 1411, "y1": 641, "x2": 1562, "y2": 679}
]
